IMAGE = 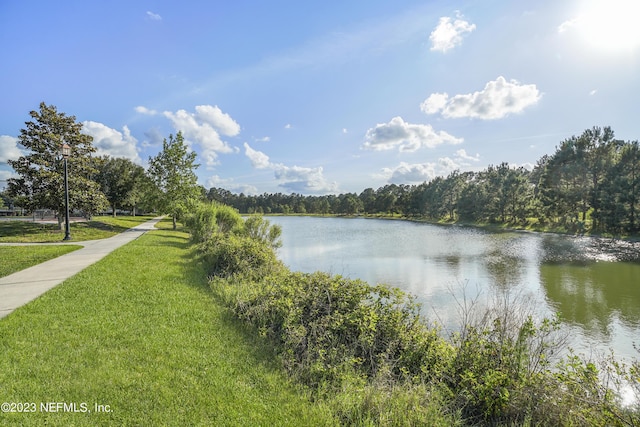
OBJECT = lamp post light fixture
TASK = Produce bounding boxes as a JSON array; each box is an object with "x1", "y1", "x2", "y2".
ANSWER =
[{"x1": 61, "y1": 142, "x2": 71, "y2": 241}]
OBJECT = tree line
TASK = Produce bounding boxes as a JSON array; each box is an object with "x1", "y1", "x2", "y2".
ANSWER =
[
  {"x1": 3, "y1": 102, "x2": 200, "y2": 230},
  {"x1": 4, "y1": 103, "x2": 638, "y2": 236},
  {"x1": 209, "y1": 126, "x2": 639, "y2": 236}
]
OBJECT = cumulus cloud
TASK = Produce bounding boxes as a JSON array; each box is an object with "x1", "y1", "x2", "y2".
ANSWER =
[
  {"x1": 421, "y1": 76, "x2": 541, "y2": 120},
  {"x1": 153, "y1": 105, "x2": 240, "y2": 167},
  {"x1": 380, "y1": 150, "x2": 481, "y2": 185},
  {"x1": 82, "y1": 122, "x2": 141, "y2": 163},
  {"x1": 362, "y1": 116, "x2": 463, "y2": 152},
  {"x1": 381, "y1": 162, "x2": 437, "y2": 184},
  {"x1": 0, "y1": 135, "x2": 23, "y2": 162},
  {"x1": 135, "y1": 105, "x2": 158, "y2": 115},
  {"x1": 381, "y1": 157, "x2": 463, "y2": 184},
  {"x1": 243, "y1": 142, "x2": 337, "y2": 194},
  {"x1": 244, "y1": 142, "x2": 272, "y2": 169},
  {"x1": 429, "y1": 12, "x2": 476, "y2": 52},
  {"x1": 194, "y1": 105, "x2": 240, "y2": 137},
  {"x1": 206, "y1": 174, "x2": 258, "y2": 195},
  {"x1": 275, "y1": 165, "x2": 338, "y2": 193}
]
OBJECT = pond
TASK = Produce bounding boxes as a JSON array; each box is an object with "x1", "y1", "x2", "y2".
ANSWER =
[{"x1": 266, "y1": 215, "x2": 640, "y2": 361}]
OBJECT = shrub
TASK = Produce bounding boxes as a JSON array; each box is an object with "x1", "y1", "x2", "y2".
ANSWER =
[
  {"x1": 199, "y1": 233, "x2": 282, "y2": 280},
  {"x1": 215, "y1": 270, "x2": 452, "y2": 390},
  {"x1": 185, "y1": 202, "x2": 244, "y2": 244},
  {"x1": 243, "y1": 215, "x2": 282, "y2": 249}
]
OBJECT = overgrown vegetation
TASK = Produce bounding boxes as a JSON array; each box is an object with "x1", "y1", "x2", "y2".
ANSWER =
[{"x1": 188, "y1": 201, "x2": 640, "y2": 426}]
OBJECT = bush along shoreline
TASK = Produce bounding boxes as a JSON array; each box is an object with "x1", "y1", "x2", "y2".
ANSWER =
[{"x1": 185, "y1": 201, "x2": 640, "y2": 426}]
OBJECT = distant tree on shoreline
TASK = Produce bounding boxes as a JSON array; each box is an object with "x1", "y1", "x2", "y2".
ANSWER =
[{"x1": 208, "y1": 127, "x2": 639, "y2": 236}]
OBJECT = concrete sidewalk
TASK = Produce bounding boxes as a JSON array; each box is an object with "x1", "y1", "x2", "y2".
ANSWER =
[{"x1": 0, "y1": 216, "x2": 164, "y2": 319}]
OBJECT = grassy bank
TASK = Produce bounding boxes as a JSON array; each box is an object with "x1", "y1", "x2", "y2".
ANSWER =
[
  {"x1": 0, "y1": 245, "x2": 82, "y2": 278},
  {"x1": 0, "y1": 215, "x2": 154, "y2": 243},
  {"x1": 0, "y1": 221, "x2": 333, "y2": 426}
]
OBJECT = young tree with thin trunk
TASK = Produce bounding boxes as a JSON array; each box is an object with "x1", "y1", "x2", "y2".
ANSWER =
[{"x1": 147, "y1": 131, "x2": 201, "y2": 229}]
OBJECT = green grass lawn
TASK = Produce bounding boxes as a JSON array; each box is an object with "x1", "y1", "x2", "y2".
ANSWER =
[
  {"x1": 0, "y1": 215, "x2": 155, "y2": 243},
  {"x1": 0, "y1": 224, "x2": 333, "y2": 426},
  {"x1": 0, "y1": 245, "x2": 82, "y2": 278}
]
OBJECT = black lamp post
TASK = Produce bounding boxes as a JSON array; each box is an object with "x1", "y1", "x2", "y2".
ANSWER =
[{"x1": 61, "y1": 142, "x2": 71, "y2": 241}]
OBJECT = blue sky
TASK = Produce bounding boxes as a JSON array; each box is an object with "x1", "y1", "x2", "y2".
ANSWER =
[{"x1": 1, "y1": 0, "x2": 639, "y2": 194}]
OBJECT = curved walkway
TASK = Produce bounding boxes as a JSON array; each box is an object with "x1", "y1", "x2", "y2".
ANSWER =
[{"x1": 0, "y1": 216, "x2": 164, "y2": 319}]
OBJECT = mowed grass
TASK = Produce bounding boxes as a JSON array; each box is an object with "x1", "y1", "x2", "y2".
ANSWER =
[
  {"x1": 0, "y1": 224, "x2": 334, "y2": 426},
  {"x1": 0, "y1": 245, "x2": 82, "y2": 278},
  {"x1": 0, "y1": 215, "x2": 155, "y2": 243}
]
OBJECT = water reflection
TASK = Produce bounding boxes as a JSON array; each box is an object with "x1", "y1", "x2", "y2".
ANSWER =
[
  {"x1": 541, "y1": 262, "x2": 640, "y2": 333},
  {"x1": 267, "y1": 216, "x2": 640, "y2": 359}
]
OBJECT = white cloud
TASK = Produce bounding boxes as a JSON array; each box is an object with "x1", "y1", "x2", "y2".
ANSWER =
[
  {"x1": 455, "y1": 148, "x2": 480, "y2": 162},
  {"x1": 421, "y1": 76, "x2": 541, "y2": 120},
  {"x1": 243, "y1": 142, "x2": 337, "y2": 194},
  {"x1": 381, "y1": 157, "x2": 463, "y2": 184},
  {"x1": 589, "y1": 89, "x2": 598, "y2": 96},
  {"x1": 206, "y1": 175, "x2": 258, "y2": 195},
  {"x1": 135, "y1": 105, "x2": 158, "y2": 115},
  {"x1": 255, "y1": 136, "x2": 271, "y2": 143},
  {"x1": 159, "y1": 105, "x2": 239, "y2": 167},
  {"x1": 146, "y1": 11, "x2": 162, "y2": 21},
  {"x1": 0, "y1": 135, "x2": 23, "y2": 162},
  {"x1": 379, "y1": 150, "x2": 481, "y2": 184},
  {"x1": 275, "y1": 165, "x2": 338, "y2": 193},
  {"x1": 284, "y1": 124, "x2": 292, "y2": 129},
  {"x1": 82, "y1": 122, "x2": 141, "y2": 163},
  {"x1": 0, "y1": 169, "x2": 16, "y2": 189},
  {"x1": 420, "y1": 93, "x2": 448, "y2": 114},
  {"x1": 381, "y1": 162, "x2": 437, "y2": 184},
  {"x1": 429, "y1": 12, "x2": 476, "y2": 53},
  {"x1": 362, "y1": 116, "x2": 463, "y2": 152},
  {"x1": 194, "y1": 105, "x2": 240, "y2": 137},
  {"x1": 244, "y1": 142, "x2": 272, "y2": 169}
]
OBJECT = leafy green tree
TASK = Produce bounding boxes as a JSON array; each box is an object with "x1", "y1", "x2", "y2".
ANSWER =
[
  {"x1": 457, "y1": 172, "x2": 489, "y2": 221},
  {"x1": 338, "y1": 193, "x2": 363, "y2": 215},
  {"x1": 147, "y1": 131, "x2": 200, "y2": 229},
  {"x1": 7, "y1": 102, "x2": 108, "y2": 229},
  {"x1": 95, "y1": 156, "x2": 146, "y2": 217},
  {"x1": 359, "y1": 188, "x2": 377, "y2": 213},
  {"x1": 538, "y1": 127, "x2": 618, "y2": 230},
  {"x1": 0, "y1": 191, "x2": 7, "y2": 210},
  {"x1": 599, "y1": 140, "x2": 640, "y2": 234}
]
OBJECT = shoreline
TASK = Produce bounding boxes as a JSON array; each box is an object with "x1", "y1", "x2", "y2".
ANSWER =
[{"x1": 256, "y1": 212, "x2": 640, "y2": 243}]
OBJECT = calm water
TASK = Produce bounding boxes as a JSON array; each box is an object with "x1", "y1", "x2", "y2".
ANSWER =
[{"x1": 266, "y1": 216, "x2": 640, "y2": 361}]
